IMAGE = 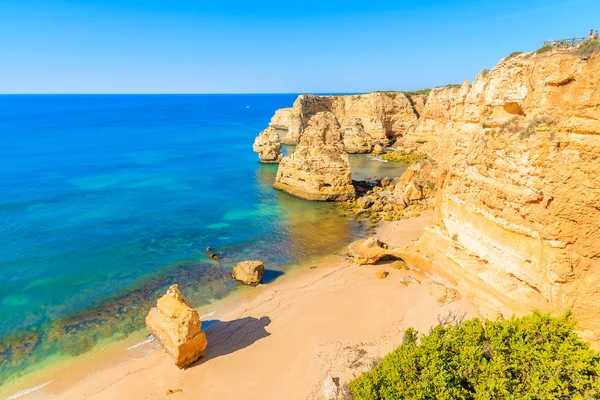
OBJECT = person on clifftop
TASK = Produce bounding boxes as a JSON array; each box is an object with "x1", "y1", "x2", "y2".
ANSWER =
[
  {"x1": 595, "y1": 30, "x2": 599, "y2": 40},
  {"x1": 590, "y1": 29, "x2": 595, "y2": 40}
]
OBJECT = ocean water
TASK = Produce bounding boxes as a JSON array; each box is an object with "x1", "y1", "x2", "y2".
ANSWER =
[{"x1": 0, "y1": 95, "x2": 407, "y2": 388}]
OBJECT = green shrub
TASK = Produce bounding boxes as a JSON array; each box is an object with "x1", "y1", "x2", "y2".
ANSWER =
[
  {"x1": 381, "y1": 152, "x2": 426, "y2": 163},
  {"x1": 349, "y1": 311, "x2": 600, "y2": 399},
  {"x1": 575, "y1": 40, "x2": 600, "y2": 59},
  {"x1": 536, "y1": 44, "x2": 553, "y2": 54},
  {"x1": 444, "y1": 83, "x2": 461, "y2": 89},
  {"x1": 506, "y1": 51, "x2": 523, "y2": 60},
  {"x1": 402, "y1": 88, "x2": 432, "y2": 97},
  {"x1": 481, "y1": 69, "x2": 490, "y2": 77}
]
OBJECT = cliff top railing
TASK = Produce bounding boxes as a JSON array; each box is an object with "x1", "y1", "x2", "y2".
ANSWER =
[{"x1": 544, "y1": 37, "x2": 588, "y2": 50}]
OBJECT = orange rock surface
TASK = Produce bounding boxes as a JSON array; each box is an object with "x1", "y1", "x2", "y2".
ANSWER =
[{"x1": 146, "y1": 285, "x2": 208, "y2": 368}]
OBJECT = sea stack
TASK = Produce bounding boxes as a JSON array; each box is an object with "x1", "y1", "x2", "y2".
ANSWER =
[
  {"x1": 273, "y1": 111, "x2": 356, "y2": 201},
  {"x1": 252, "y1": 127, "x2": 283, "y2": 163},
  {"x1": 146, "y1": 285, "x2": 208, "y2": 368}
]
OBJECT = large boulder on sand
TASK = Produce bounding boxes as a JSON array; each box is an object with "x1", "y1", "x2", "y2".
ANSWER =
[
  {"x1": 146, "y1": 285, "x2": 208, "y2": 368},
  {"x1": 232, "y1": 260, "x2": 265, "y2": 286},
  {"x1": 348, "y1": 237, "x2": 392, "y2": 265},
  {"x1": 252, "y1": 127, "x2": 283, "y2": 163},
  {"x1": 273, "y1": 112, "x2": 356, "y2": 201}
]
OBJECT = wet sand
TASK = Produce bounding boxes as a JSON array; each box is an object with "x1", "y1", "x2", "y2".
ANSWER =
[{"x1": 12, "y1": 213, "x2": 477, "y2": 400}]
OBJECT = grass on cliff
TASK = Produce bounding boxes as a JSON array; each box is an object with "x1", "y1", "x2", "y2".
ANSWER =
[
  {"x1": 575, "y1": 40, "x2": 600, "y2": 59},
  {"x1": 536, "y1": 44, "x2": 553, "y2": 54},
  {"x1": 349, "y1": 311, "x2": 600, "y2": 400},
  {"x1": 381, "y1": 152, "x2": 426, "y2": 163},
  {"x1": 402, "y1": 88, "x2": 432, "y2": 97}
]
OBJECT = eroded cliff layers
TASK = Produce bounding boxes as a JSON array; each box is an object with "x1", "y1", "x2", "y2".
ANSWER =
[
  {"x1": 401, "y1": 52, "x2": 600, "y2": 342},
  {"x1": 261, "y1": 50, "x2": 600, "y2": 342}
]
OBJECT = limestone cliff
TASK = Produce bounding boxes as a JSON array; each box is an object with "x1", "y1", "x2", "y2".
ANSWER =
[
  {"x1": 273, "y1": 112, "x2": 356, "y2": 201},
  {"x1": 254, "y1": 92, "x2": 424, "y2": 158},
  {"x1": 399, "y1": 51, "x2": 600, "y2": 341}
]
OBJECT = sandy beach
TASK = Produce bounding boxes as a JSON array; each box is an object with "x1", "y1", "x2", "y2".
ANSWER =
[{"x1": 12, "y1": 213, "x2": 476, "y2": 400}]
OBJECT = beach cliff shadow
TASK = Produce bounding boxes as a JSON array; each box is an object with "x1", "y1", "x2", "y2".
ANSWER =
[{"x1": 194, "y1": 316, "x2": 271, "y2": 366}]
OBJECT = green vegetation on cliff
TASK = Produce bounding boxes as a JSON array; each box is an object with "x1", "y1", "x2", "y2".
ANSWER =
[
  {"x1": 349, "y1": 311, "x2": 600, "y2": 399},
  {"x1": 576, "y1": 40, "x2": 600, "y2": 59},
  {"x1": 381, "y1": 152, "x2": 426, "y2": 163}
]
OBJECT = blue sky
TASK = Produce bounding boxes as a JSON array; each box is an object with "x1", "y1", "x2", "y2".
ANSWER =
[{"x1": 0, "y1": 0, "x2": 597, "y2": 93}]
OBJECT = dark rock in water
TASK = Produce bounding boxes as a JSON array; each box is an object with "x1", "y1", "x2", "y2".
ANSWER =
[
  {"x1": 206, "y1": 247, "x2": 212, "y2": 252},
  {"x1": 209, "y1": 253, "x2": 219, "y2": 260}
]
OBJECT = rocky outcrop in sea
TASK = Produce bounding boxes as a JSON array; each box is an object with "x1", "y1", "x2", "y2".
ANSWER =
[{"x1": 273, "y1": 112, "x2": 356, "y2": 201}]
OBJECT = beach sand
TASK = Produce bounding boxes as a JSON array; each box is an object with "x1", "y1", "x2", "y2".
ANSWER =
[{"x1": 16, "y1": 212, "x2": 477, "y2": 400}]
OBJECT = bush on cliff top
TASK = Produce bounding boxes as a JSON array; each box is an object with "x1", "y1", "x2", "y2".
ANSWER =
[
  {"x1": 349, "y1": 311, "x2": 600, "y2": 399},
  {"x1": 575, "y1": 40, "x2": 600, "y2": 59},
  {"x1": 402, "y1": 88, "x2": 432, "y2": 97}
]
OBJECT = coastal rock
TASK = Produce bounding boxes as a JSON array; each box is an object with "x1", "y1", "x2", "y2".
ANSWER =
[
  {"x1": 256, "y1": 91, "x2": 423, "y2": 149},
  {"x1": 348, "y1": 237, "x2": 393, "y2": 265},
  {"x1": 232, "y1": 260, "x2": 265, "y2": 286},
  {"x1": 398, "y1": 52, "x2": 600, "y2": 338},
  {"x1": 145, "y1": 285, "x2": 207, "y2": 368},
  {"x1": 273, "y1": 112, "x2": 356, "y2": 201},
  {"x1": 323, "y1": 376, "x2": 339, "y2": 400},
  {"x1": 341, "y1": 118, "x2": 372, "y2": 153},
  {"x1": 428, "y1": 283, "x2": 460, "y2": 305},
  {"x1": 401, "y1": 276, "x2": 420, "y2": 286},
  {"x1": 392, "y1": 160, "x2": 437, "y2": 205},
  {"x1": 252, "y1": 127, "x2": 283, "y2": 163},
  {"x1": 376, "y1": 270, "x2": 389, "y2": 279}
]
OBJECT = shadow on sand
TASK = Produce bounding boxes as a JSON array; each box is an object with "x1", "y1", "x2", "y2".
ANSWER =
[
  {"x1": 193, "y1": 316, "x2": 271, "y2": 366},
  {"x1": 261, "y1": 269, "x2": 284, "y2": 284}
]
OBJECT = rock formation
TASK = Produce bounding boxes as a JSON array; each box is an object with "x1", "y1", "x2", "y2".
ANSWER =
[
  {"x1": 348, "y1": 237, "x2": 396, "y2": 265},
  {"x1": 273, "y1": 112, "x2": 356, "y2": 201},
  {"x1": 397, "y1": 51, "x2": 600, "y2": 340},
  {"x1": 257, "y1": 50, "x2": 600, "y2": 341},
  {"x1": 428, "y1": 283, "x2": 460, "y2": 305},
  {"x1": 146, "y1": 285, "x2": 208, "y2": 368},
  {"x1": 252, "y1": 127, "x2": 283, "y2": 163},
  {"x1": 256, "y1": 92, "x2": 425, "y2": 150},
  {"x1": 391, "y1": 160, "x2": 437, "y2": 204},
  {"x1": 341, "y1": 118, "x2": 372, "y2": 153},
  {"x1": 232, "y1": 260, "x2": 265, "y2": 286}
]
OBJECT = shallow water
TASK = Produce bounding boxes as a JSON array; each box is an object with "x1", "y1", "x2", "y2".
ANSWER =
[{"x1": 0, "y1": 95, "x2": 407, "y2": 388}]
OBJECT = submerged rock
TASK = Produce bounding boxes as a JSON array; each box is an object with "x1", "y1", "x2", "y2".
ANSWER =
[
  {"x1": 273, "y1": 112, "x2": 356, "y2": 201},
  {"x1": 232, "y1": 260, "x2": 265, "y2": 286},
  {"x1": 252, "y1": 127, "x2": 283, "y2": 163},
  {"x1": 146, "y1": 285, "x2": 208, "y2": 368}
]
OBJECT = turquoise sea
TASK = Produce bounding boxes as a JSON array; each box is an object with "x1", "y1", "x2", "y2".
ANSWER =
[{"x1": 0, "y1": 95, "x2": 406, "y2": 389}]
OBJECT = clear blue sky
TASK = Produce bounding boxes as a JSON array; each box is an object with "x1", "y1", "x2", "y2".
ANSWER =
[{"x1": 1, "y1": 0, "x2": 597, "y2": 93}]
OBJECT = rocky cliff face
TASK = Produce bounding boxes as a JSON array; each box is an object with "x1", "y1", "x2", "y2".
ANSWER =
[
  {"x1": 399, "y1": 51, "x2": 600, "y2": 341},
  {"x1": 273, "y1": 112, "x2": 356, "y2": 201},
  {"x1": 255, "y1": 92, "x2": 424, "y2": 155},
  {"x1": 252, "y1": 127, "x2": 283, "y2": 163}
]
